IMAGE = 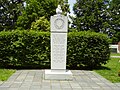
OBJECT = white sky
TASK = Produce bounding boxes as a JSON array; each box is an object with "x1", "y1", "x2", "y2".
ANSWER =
[{"x1": 68, "y1": 0, "x2": 76, "y2": 15}]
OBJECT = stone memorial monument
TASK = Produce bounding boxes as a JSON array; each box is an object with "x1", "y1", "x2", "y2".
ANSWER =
[{"x1": 45, "y1": 5, "x2": 73, "y2": 80}]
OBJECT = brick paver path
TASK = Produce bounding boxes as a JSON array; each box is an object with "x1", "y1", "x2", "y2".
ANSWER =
[{"x1": 0, "y1": 70, "x2": 120, "y2": 90}]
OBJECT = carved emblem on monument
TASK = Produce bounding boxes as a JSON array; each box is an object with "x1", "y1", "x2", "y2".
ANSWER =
[{"x1": 54, "y1": 18, "x2": 64, "y2": 29}]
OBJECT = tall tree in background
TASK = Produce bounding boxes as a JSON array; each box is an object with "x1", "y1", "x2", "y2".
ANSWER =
[
  {"x1": 110, "y1": 0, "x2": 120, "y2": 7},
  {"x1": 17, "y1": 0, "x2": 47, "y2": 30},
  {"x1": 0, "y1": 0, "x2": 24, "y2": 31},
  {"x1": 0, "y1": 0, "x2": 69, "y2": 31},
  {"x1": 72, "y1": 0, "x2": 112, "y2": 34},
  {"x1": 17, "y1": 0, "x2": 69, "y2": 30},
  {"x1": 110, "y1": 0, "x2": 120, "y2": 33},
  {"x1": 107, "y1": 0, "x2": 120, "y2": 43}
]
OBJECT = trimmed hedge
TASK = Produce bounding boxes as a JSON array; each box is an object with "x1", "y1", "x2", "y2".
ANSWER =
[
  {"x1": 0, "y1": 30, "x2": 110, "y2": 69},
  {"x1": 0, "y1": 30, "x2": 50, "y2": 68},
  {"x1": 67, "y1": 32, "x2": 110, "y2": 69}
]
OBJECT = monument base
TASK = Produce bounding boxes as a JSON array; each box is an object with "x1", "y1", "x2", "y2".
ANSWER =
[{"x1": 44, "y1": 70, "x2": 73, "y2": 80}]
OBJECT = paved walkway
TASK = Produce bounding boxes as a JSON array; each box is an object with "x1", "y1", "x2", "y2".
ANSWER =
[{"x1": 0, "y1": 70, "x2": 120, "y2": 90}]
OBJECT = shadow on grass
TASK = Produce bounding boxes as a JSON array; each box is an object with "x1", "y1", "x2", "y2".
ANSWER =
[
  {"x1": 67, "y1": 65, "x2": 111, "y2": 71},
  {"x1": 92, "y1": 66, "x2": 111, "y2": 70}
]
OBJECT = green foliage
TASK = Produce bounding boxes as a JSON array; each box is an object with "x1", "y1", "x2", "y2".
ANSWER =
[
  {"x1": 115, "y1": 32, "x2": 120, "y2": 42},
  {"x1": 72, "y1": 0, "x2": 112, "y2": 35},
  {"x1": 0, "y1": 30, "x2": 110, "y2": 69},
  {"x1": 110, "y1": 0, "x2": 120, "y2": 7},
  {"x1": 31, "y1": 16, "x2": 50, "y2": 31},
  {"x1": 110, "y1": 37, "x2": 118, "y2": 44},
  {"x1": 0, "y1": 0, "x2": 24, "y2": 31},
  {"x1": 17, "y1": 0, "x2": 69, "y2": 30},
  {"x1": 17, "y1": 0, "x2": 47, "y2": 29},
  {"x1": 109, "y1": 1, "x2": 120, "y2": 43},
  {"x1": 110, "y1": 4, "x2": 120, "y2": 33},
  {"x1": 0, "y1": 30, "x2": 50, "y2": 68},
  {"x1": 111, "y1": 32, "x2": 120, "y2": 44},
  {"x1": 71, "y1": 0, "x2": 120, "y2": 44},
  {"x1": 0, "y1": 0, "x2": 70, "y2": 31},
  {"x1": 67, "y1": 31, "x2": 110, "y2": 69}
]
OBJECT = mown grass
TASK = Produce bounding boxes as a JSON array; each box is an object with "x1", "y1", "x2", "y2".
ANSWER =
[
  {"x1": 0, "y1": 69, "x2": 16, "y2": 81},
  {"x1": 111, "y1": 53, "x2": 120, "y2": 56},
  {"x1": 94, "y1": 58, "x2": 120, "y2": 83}
]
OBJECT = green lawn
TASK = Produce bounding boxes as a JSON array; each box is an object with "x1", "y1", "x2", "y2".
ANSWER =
[
  {"x1": 94, "y1": 58, "x2": 120, "y2": 83},
  {"x1": 0, "y1": 69, "x2": 16, "y2": 81},
  {"x1": 111, "y1": 53, "x2": 120, "y2": 56}
]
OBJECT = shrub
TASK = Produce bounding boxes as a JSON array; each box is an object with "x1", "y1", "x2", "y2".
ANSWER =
[
  {"x1": 31, "y1": 16, "x2": 50, "y2": 31},
  {"x1": 110, "y1": 37, "x2": 119, "y2": 44},
  {"x1": 67, "y1": 31, "x2": 110, "y2": 69},
  {"x1": 116, "y1": 32, "x2": 120, "y2": 42},
  {"x1": 0, "y1": 30, "x2": 110, "y2": 69},
  {"x1": 0, "y1": 30, "x2": 50, "y2": 68}
]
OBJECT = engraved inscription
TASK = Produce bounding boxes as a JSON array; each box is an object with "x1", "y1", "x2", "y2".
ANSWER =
[
  {"x1": 52, "y1": 33, "x2": 66, "y2": 64},
  {"x1": 51, "y1": 33, "x2": 67, "y2": 69},
  {"x1": 52, "y1": 34, "x2": 66, "y2": 44}
]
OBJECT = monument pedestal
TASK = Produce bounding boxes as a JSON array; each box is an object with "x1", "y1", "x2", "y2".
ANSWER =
[{"x1": 45, "y1": 70, "x2": 73, "y2": 80}]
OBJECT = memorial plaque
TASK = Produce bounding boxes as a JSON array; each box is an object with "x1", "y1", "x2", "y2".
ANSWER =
[{"x1": 51, "y1": 33, "x2": 67, "y2": 69}]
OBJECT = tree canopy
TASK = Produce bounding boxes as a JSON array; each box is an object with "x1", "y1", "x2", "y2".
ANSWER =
[
  {"x1": 110, "y1": 0, "x2": 120, "y2": 6},
  {"x1": 17, "y1": 0, "x2": 69, "y2": 30},
  {"x1": 0, "y1": 0, "x2": 69, "y2": 31},
  {"x1": 72, "y1": 0, "x2": 111, "y2": 34},
  {"x1": 0, "y1": 0, "x2": 119, "y2": 43},
  {"x1": 109, "y1": 0, "x2": 120, "y2": 43},
  {"x1": 0, "y1": 0, "x2": 24, "y2": 31}
]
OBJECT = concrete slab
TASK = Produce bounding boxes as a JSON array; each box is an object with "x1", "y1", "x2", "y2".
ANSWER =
[{"x1": 44, "y1": 70, "x2": 73, "y2": 80}]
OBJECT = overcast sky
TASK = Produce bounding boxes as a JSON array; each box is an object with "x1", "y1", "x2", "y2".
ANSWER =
[{"x1": 68, "y1": 0, "x2": 76, "y2": 15}]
